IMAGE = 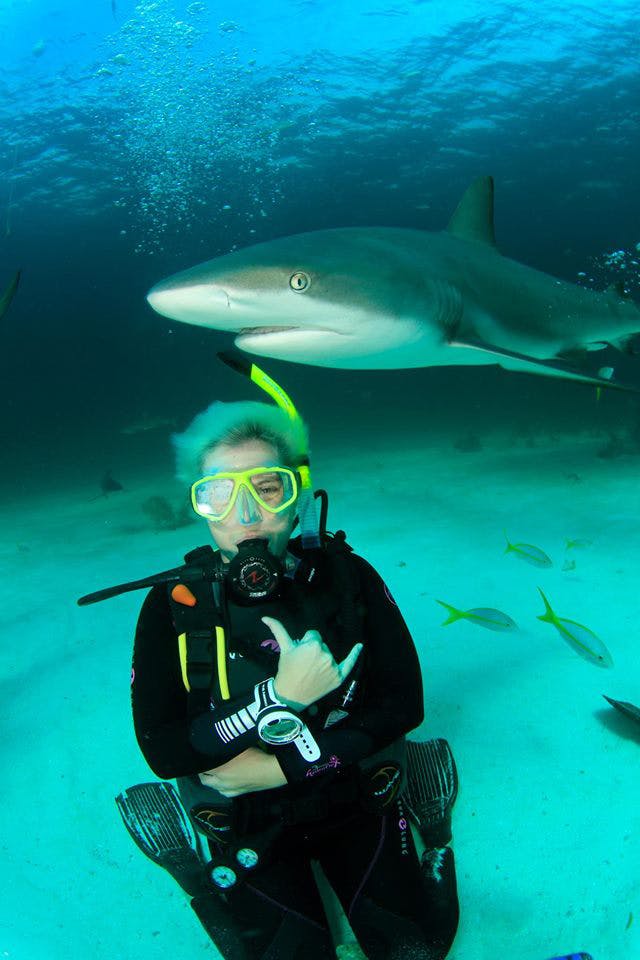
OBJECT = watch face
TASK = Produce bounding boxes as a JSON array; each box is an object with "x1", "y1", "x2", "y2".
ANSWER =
[
  {"x1": 236, "y1": 847, "x2": 259, "y2": 869},
  {"x1": 210, "y1": 864, "x2": 238, "y2": 889},
  {"x1": 266, "y1": 717, "x2": 299, "y2": 736},
  {"x1": 259, "y1": 712, "x2": 303, "y2": 743}
]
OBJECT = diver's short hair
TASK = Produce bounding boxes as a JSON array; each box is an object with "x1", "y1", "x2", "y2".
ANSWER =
[{"x1": 173, "y1": 400, "x2": 310, "y2": 485}]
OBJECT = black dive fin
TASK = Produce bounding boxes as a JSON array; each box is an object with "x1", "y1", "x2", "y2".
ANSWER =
[
  {"x1": 449, "y1": 335, "x2": 640, "y2": 392},
  {"x1": 115, "y1": 781, "x2": 205, "y2": 897},
  {"x1": 404, "y1": 738, "x2": 458, "y2": 848},
  {"x1": 602, "y1": 694, "x2": 640, "y2": 726}
]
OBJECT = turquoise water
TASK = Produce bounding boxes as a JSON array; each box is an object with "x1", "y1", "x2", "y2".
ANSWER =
[{"x1": 0, "y1": 3, "x2": 639, "y2": 959}]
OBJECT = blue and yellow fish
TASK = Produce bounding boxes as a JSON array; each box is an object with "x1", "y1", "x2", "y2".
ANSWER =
[
  {"x1": 436, "y1": 600, "x2": 517, "y2": 632},
  {"x1": 504, "y1": 533, "x2": 552, "y2": 568},
  {"x1": 537, "y1": 589, "x2": 613, "y2": 668}
]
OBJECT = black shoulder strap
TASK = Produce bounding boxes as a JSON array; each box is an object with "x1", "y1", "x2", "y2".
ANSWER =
[
  {"x1": 168, "y1": 546, "x2": 226, "y2": 701},
  {"x1": 323, "y1": 530, "x2": 365, "y2": 648}
]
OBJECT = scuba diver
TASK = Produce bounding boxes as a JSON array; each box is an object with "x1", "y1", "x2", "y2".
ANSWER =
[{"x1": 79, "y1": 354, "x2": 460, "y2": 960}]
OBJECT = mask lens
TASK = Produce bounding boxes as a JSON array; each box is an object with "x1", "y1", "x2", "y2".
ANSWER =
[
  {"x1": 249, "y1": 471, "x2": 294, "y2": 509},
  {"x1": 192, "y1": 469, "x2": 296, "y2": 520},
  {"x1": 193, "y1": 477, "x2": 235, "y2": 518}
]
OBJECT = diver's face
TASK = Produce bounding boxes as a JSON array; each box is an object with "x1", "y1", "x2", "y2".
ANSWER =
[{"x1": 201, "y1": 439, "x2": 297, "y2": 563}]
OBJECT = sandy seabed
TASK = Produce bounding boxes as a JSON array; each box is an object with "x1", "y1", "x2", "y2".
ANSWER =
[{"x1": 1, "y1": 428, "x2": 638, "y2": 960}]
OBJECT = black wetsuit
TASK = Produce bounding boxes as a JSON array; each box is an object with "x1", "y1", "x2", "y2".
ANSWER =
[{"x1": 132, "y1": 547, "x2": 459, "y2": 960}]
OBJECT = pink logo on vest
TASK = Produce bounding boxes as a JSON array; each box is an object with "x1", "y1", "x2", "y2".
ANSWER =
[
  {"x1": 305, "y1": 755, "x2": 341, "y2": 777},
  {"x1": 261, "y1": 636, "x2": 280, "y2": 653}
]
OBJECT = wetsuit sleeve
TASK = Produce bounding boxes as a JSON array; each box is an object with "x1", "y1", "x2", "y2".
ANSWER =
[
  {"x1": 189, "y1": 678, "x2": 282, "y2": 760},
  {"x1": 275, "y1": 555, "x2": 424, "y2": 783},
  {"x1": 132, "y1": 586, "x2": 279, "y2": 776},
  {"x1": 132, "y1": 586, "x2": 218, "y2": 778}
]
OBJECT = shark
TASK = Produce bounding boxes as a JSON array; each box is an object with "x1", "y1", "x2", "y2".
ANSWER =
[{"x1": 147, "y1": 177, "x2": 640, "y2": 388}]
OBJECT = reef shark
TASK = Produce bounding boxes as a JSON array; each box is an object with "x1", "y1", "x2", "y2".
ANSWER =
[{"x1": 147, "y1": 177, "x2": 640, "y2": 387}]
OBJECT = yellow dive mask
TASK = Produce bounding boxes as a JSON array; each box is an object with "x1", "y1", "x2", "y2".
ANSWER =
[{"x1": 191, "y1": 466, "x2": 298, "y2": 523}]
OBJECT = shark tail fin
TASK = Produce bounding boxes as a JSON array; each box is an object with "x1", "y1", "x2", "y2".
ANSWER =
[
  {"x1": 446, "y1": 176, "x2": 497, "y2": 249},
  {"x1": 435, "y1": 599, "x2": 465, "y2": 626}
]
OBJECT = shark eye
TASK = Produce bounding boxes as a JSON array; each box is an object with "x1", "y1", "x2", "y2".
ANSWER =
[{"x1": 289, "y1": 272, "x2": 310, "y2": 292}]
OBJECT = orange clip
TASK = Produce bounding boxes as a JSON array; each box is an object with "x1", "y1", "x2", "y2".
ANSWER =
[{"x1": 171, "y1": 583, "x2": 197, "y2": 607}]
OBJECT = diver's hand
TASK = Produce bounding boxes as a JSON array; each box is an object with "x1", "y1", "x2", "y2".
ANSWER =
[
  {"x1": 198, "y1": 748, "x2": 287, "y2": 797},
  {"x1": 264, "y1": 615, "x2": 363, "y2": 709}
]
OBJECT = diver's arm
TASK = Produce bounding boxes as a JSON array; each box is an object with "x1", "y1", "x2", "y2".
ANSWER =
[
  {"x1": 274, "y1": 555, "x2": 423, "y2": 783},
  {"x1": 344, "y1": 553, "x2": 424, "y2": 741},
  {"x1": 198, "y1": 747, "x2": 287, "y2": 797},
  {"x1": 132, "y1": 587, "x2": 275, "y2": 778},
  {"x1": 190, "y1": 619, "x2": 362, "y2": 775},
  {"x1": 189, "y1": 678, "x2": 293, "y2": 759}
]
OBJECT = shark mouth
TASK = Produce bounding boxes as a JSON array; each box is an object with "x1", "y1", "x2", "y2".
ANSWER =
[{"x1": 239, "y1": 326, "x2": 298, "y2": 335}]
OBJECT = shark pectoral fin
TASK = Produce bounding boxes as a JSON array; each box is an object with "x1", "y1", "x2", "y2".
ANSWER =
[
  {"x1": 449, "y1": 336, "x2": 640, "y2": 391},
  {"x1": 606, "y1": 333, "x2": 640, "y2": 355}
]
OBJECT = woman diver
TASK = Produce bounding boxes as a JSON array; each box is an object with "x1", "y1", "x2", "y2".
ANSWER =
[{"x1": 83, "y1": 355, "x2": 460, "y2": 960}]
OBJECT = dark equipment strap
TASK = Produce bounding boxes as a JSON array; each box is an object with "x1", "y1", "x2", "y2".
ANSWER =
[{"x1": 168, "y1": 545, "x2": 227, "y2": 709}]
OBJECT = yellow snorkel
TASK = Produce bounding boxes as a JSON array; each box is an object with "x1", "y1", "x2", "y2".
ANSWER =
[{"x1": 218, "y1": 352, "x2": 322, "y2": 550}]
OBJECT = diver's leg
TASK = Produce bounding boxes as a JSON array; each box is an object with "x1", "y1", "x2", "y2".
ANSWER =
[
  {"x1": 318, "y1": 737, "x2": 460, "y2": 960},
  {"x1": 116, "y1": 782, "x2": 332, "y2": 960},
  {"x1": 213, "y1": 830, "x2": 335, "y2": 960},
  {"x1": 320, "y1": 803, "x2": 458, "y2": 960},
  {"x1": 191, "y1": 882, "x2": 332, "y2": 960}
]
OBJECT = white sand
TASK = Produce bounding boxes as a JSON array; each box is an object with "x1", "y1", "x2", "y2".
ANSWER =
[{"x1": 1, "y1": 427, "x2": 638, "y2": 960}]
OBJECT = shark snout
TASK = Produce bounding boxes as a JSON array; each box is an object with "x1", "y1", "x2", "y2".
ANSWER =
[{"x1": 146, "y1": 281, "x2": 231, "y2": 325}]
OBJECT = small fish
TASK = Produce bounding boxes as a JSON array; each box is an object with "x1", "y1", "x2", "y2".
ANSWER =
[
  {"x1": 101, "y1": 469, "x2": 123, "y2": 494},
  {"x1": 88, "y1": 470, "x2": 124, "y2": 502},
  {"x1": 121, "y1": 415, "x2": 177, "y2": 435},
  {"x1": 565, "y1": 538, "x2": 592, "y2": 550},
  {"x1": 435, "y1": 600, "x2": 517, "y2": 632},
  {"x1": 537, "y1": 589, "x2": 613, "y2": 668},
  {"x1": 602, "y1": 694, "x2": 640, "y2": 726},
  {"x1": 504, "y1": 533, "x2": 552, "y2": 568},
  {"x1": 0, "y1": 268, "x2": 20, "y2": 320}
]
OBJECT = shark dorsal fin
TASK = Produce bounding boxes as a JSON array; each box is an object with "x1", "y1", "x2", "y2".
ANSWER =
[{"x1": 446, "y1": 176, "x2": 497, "y2": 248}]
